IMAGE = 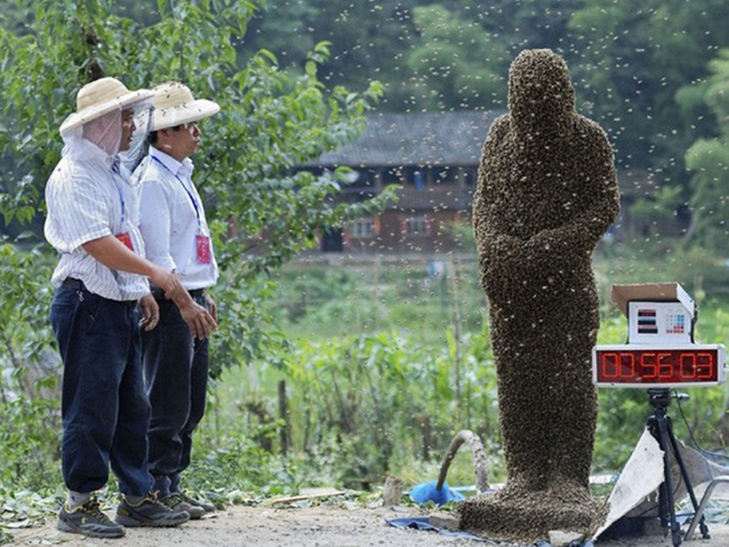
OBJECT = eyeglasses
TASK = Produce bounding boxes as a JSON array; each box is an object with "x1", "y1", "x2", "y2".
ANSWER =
[{"x1": 173, "y1": 121, "x2": 199, "y2": 131}]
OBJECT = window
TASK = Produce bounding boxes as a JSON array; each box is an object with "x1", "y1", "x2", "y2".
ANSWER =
[
  {"x1": 350, "y1": 217, "x2": 374, "y2": 238},
  {"x1": 406, "y1": 215, "x2": 428, "y2": 237}
]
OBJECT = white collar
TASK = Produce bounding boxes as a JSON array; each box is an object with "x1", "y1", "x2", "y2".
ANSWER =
[{"x1": 150, "y1": 146, "x2": 194, "y2": 176}]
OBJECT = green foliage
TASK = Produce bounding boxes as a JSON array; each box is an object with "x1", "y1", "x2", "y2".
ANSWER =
[
  {"x1": 682, "y1": 48, "x2": 729, "y2": 254},
  {"x1": 273, "y1": 261, "x2": 486, "y2": 340},
  {"x1": 685, "y1": 137, "x2": 729, "y2": 253},
  {"x1": 0, "y1": 0, "x2": 395, "y2": 369},
  {"x1": 0, "y1": 243, "x2": 56, "y2": 399},
  {"x1": 0, "y1": 244, "x2": 61, "y2": 528},
  {"x1": 628, "y1": 184, "x2": 684, "y2": 240},
  {"x1": 0, "y1": 396, "x2": 61, "y2": 493},
  {"x1": 243, "y1": 0, "x2": 422, "y2": 103},
  {"x1": 404, "y1": 5, "x2": 506, "y2": 110},
  {"x1": 2, "y1": 251, "x2": 729, "y2": 522},
  {"x1": 209, "y1": 303, "x2": 729, "y2": 491},
  {"x1": 216, "y1": 328, "x2": 500, "y2": 489},
  {"x1": 186, "y1": 424, "x2": 298, "y2": 502},
  {"x1": 259, "y1": 259, "x2": 729, "y2": 486},
  {"x1": 0, "y1": 243, "x2": 60, "y2": 536}
]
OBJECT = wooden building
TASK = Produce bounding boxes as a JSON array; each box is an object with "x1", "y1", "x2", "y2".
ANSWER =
[{"x1": 306, "y1": 111, "x2": 645, "y2": 255}]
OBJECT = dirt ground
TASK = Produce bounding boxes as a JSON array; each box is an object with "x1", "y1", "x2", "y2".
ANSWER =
[{"x1": 8, "y1": 505, "x2": 729, "y2": 547}]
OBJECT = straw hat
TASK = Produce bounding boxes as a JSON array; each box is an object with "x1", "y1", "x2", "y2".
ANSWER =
[
  {"x1": 60, "y1": 77, "x2": 153, "y2": 135},
  {"x1": 150, "y1": 82, "x2": 220, "y2": 131}
]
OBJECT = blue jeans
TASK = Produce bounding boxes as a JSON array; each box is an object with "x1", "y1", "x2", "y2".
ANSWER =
[
  {"x1": 143, "y1": 293, "x2": 210, "y2": 497},
  {"x1": 50, "y1": 284, "x2": 154, "y2": 495}
]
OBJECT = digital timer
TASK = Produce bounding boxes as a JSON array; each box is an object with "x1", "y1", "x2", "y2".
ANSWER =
[{"x1": 592, "y1": 344, "x2": 726, "y2": 388}]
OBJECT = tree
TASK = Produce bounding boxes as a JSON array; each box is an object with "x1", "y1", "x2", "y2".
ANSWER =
[
  {"x1": 242, "y1": 0, "x2": 423, "y2": 110},
  {"x1": 403, "y1": 5, "x2": 506, "y2": 111},
  {"x1": 566, "y1": 0, "x2": 729, "y2": 247},
  {"x1": 682, "y1": 49, "x2": 729, "y2": 253},
  {"x1": 0, "y1": 0, "x2": 396, "y2": 374}
]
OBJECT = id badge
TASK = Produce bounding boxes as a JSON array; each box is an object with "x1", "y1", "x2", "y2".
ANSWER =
[
  {"x1": 116, "y1": 232, "x2": 134, "y2": 252},
  {"x1": 196, "y1": 234, "x2": 211, "y2": 264}
]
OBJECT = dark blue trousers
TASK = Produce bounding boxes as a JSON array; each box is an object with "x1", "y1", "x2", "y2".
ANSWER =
[
  {"x1": 50, "y1": 285, "x2": 153, "y2": 496},
  {"x1": 142, "y1": 294, "x2": 209, "y2": 497}
]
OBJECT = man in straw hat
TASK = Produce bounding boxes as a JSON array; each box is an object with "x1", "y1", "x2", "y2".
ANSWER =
[
  {"x1": 133, "y1": 82, "x2": 221, "y2": 519},
  {"x1": 45, "y1": 77, "x2": 217, "y2": 538}
]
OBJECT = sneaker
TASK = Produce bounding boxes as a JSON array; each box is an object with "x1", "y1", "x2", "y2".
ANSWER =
[
  {"x1": 161, "y1": 492, "x2": 205, "y2": 520},
  {"x1": 57, "y1": 499, "x2": 125, "y2": 538},
  {"x1": 115, "y1": 492, "x2": 190, "y2": 527},
  {"x1": 179, "y1": 491, "x2": 216, "y2": 513}
]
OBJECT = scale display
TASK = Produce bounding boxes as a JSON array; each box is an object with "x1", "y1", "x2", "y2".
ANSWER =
[{"x1": 592, "y1": 344, "x2": 726, "y2": 388}]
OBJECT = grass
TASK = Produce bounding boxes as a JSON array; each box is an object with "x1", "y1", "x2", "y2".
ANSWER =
[{"x1": 271, "y1": 257, "x2": 487, "y2": 341}]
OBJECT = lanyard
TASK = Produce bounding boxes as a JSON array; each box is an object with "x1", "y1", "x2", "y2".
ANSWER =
[
  {"x1": 110, "y1": 160, "x2": 126, "y2": 225},
  {"x1": 152, "y1": 155, "x2": 202, "y2": 228}
]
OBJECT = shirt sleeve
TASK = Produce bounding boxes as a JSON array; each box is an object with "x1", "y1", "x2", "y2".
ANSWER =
[
  {"x1": 45, "y1": 171, "x2": 113, "y2": 253},
  {"x1": 138, "y1": 179, "x2": 177, "y2": 272}
]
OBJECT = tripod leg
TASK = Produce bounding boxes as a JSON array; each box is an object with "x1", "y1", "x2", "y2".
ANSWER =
[
  {"x1": 666, "y1": 417, "x2": 711, "y2": 540},
  {"x1": 657, "y1": 478, "x2": 670, "y2": 533},
  {"x1": 655, "y1": 415, "x2": 683, "y2": 547}
]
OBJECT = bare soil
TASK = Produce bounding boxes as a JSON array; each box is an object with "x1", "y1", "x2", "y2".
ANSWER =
[{"x1": 8, "y1": 506, "x2": 729, "y2": 547}]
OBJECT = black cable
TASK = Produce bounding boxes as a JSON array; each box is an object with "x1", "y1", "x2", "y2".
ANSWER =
[{"x1": 675, "y1": 394, "x2": 729, "y2": 463}]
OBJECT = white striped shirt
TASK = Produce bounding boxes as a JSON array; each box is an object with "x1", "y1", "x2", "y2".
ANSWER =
[
  {"x1": 133, "y1": 147, "x2": 218, "y2": 290},
  {"x1": 44, "y1": 138, "x2": 150, "y2": 301}
]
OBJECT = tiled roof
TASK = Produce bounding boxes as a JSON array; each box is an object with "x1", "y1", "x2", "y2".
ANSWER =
[{"x1": 309, "y1": 111, "x2": 503, "y2": 167}]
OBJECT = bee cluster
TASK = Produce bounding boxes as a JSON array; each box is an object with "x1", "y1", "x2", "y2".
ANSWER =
[{"x1": 464, "y1": 48, "x2": 620, "y2": 540}]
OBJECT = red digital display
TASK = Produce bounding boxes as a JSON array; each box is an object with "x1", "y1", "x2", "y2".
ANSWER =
[{"x1": 594, "y1": 348, "x2": 719, "y2": 385}]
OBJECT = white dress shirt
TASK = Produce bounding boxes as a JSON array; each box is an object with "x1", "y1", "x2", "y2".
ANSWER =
[
  {"x1": 134, "y1": 147, "x2": 218, "y2": 290},
  {"x1": 44, "y1": 138, "x2": 150, "y2": 301}
]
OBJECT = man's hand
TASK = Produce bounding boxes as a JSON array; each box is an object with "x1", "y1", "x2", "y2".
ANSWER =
[
  {"x1": 148, "y1": 265, "x2": 185, "y2": 300},
  {"x1": 178, "y1": 299, "x2": 218, "y2": 339},
  {"x1": 138, "y1": 293, "x2": 160, "y2": 331},
  {"x1": 204, "y1": 294, "x2": 218, "y2": 323},
  {"x1": 148, "y1": 263, "x2": 216, "y2": 338}
]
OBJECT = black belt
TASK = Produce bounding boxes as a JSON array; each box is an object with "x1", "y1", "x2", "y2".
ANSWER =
[
  {"x1": 60, "y1": 278, "x2": 136, "y2": 306},
  {"x1": 151, "y1": 287, "x2": 205, "y2": 299},
  {"x1": 62, "y1": 277, "x2": 86, "y2": 290}
]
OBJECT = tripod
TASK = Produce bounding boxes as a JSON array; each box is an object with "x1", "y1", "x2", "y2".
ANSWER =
[{"x1": 646, "y1": 388, "x2": 710, "y2": 547}]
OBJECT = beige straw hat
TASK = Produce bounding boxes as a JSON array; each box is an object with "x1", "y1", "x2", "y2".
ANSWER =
[
  {"x1": 150, "y1": 82, "x2": 220, "y2": 131},
  {"x1": 60, "y1": 77, "x2": 153, "y2": 135}
]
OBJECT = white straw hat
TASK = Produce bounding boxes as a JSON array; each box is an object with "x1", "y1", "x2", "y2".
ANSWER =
[
  {"x1": 150, "y1": 82, "x2": 220, "y2": 131},
  {"x1": 59, "y1": 77, "x2": 153, "y2": 135}
]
